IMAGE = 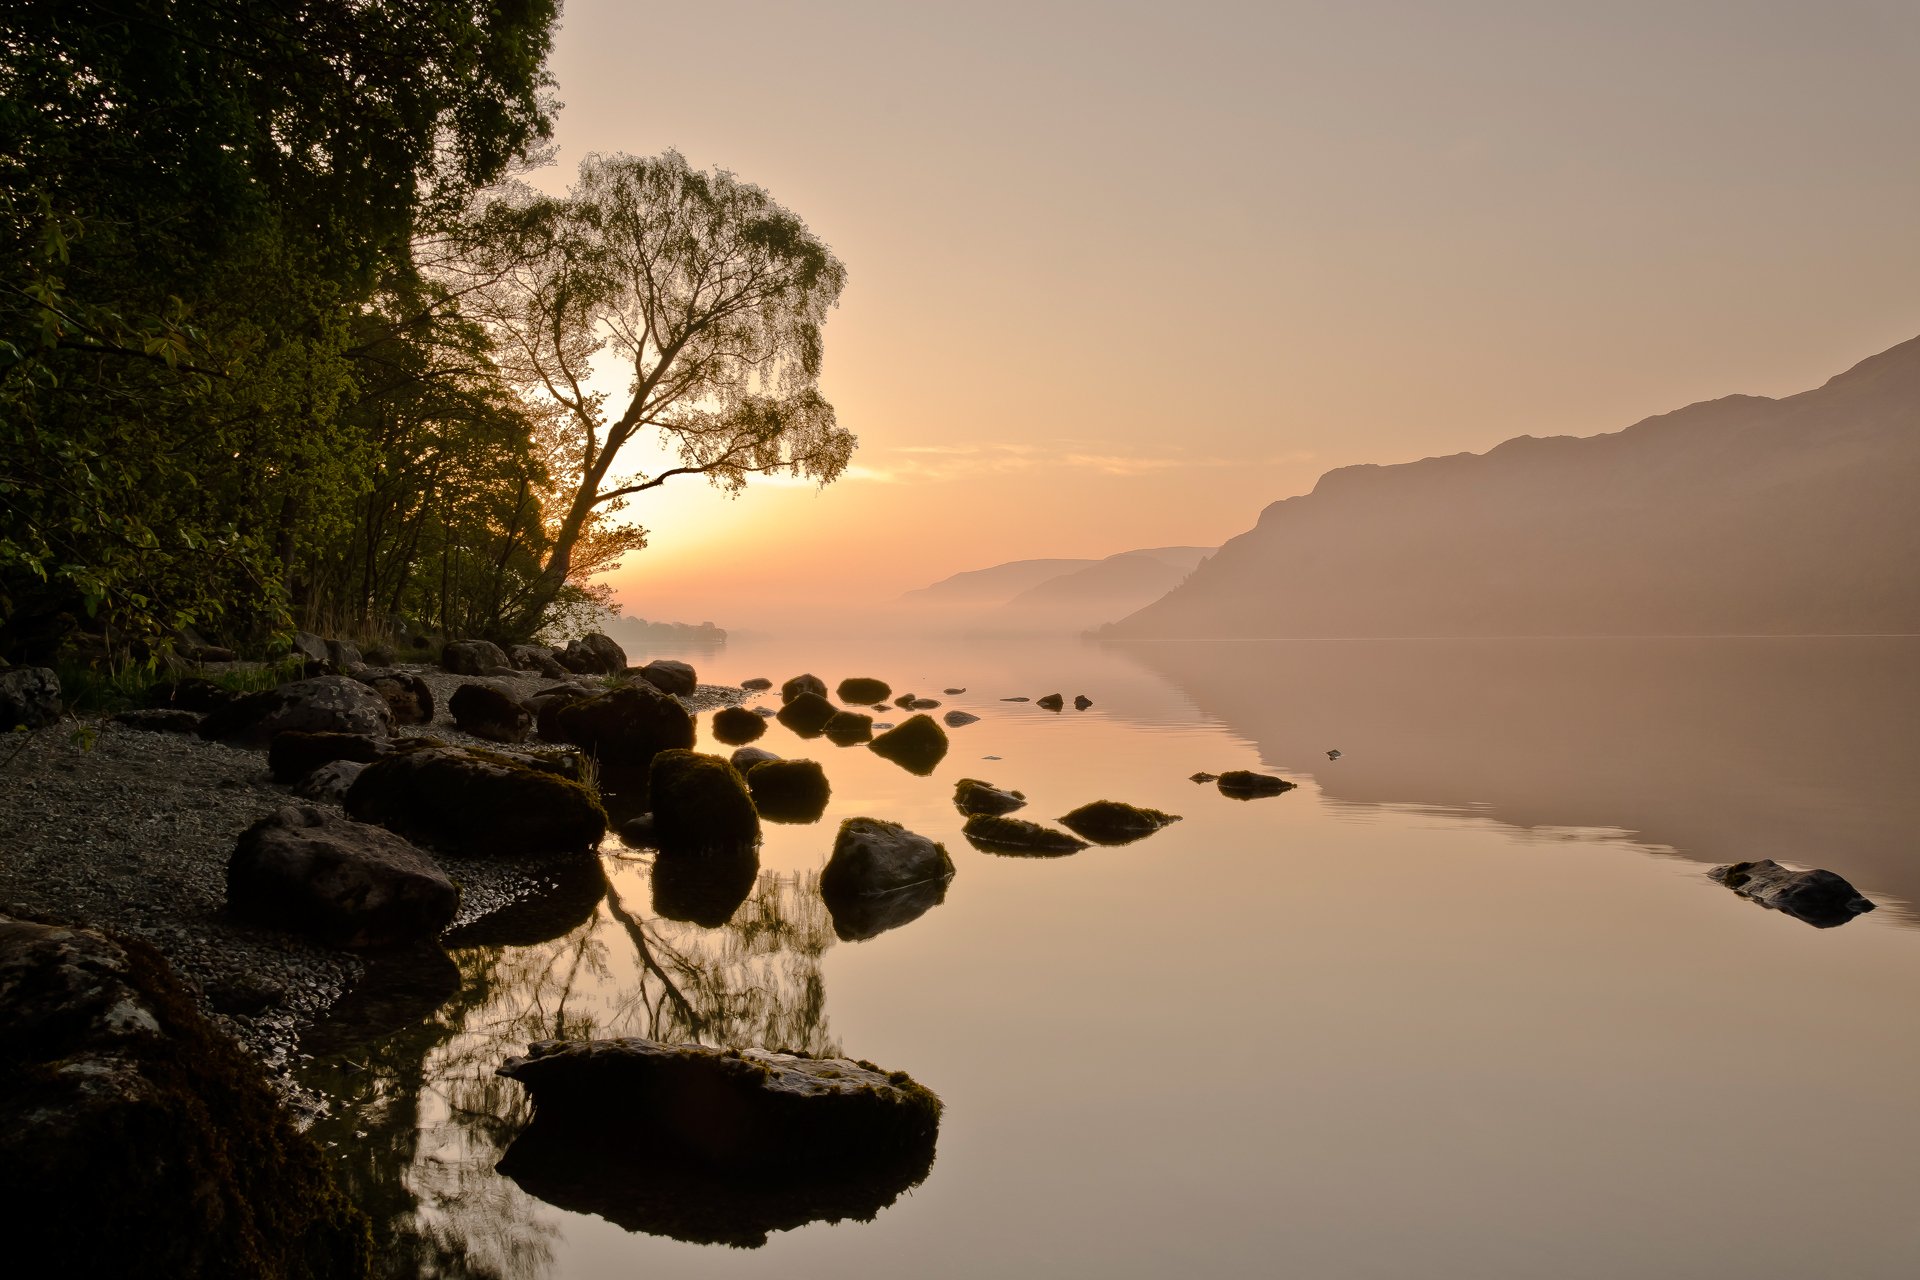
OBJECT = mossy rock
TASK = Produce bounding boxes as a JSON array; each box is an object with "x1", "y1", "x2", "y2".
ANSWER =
[
  {"x1": 836, "y1": 676, "x2": 891, "y2": 704},
  {"x1": 775, "y1": 690, "x2": 838, "y2": 737},
  {"x1": 780, "y1": 673, "x2": 828, "y2": 704},
  {"x1": 267, "y1": 730, "x2": 389, "y2": 783},
  {"x1": 961, "y1": 813, "x2": 1088, "y2": 857},
  {"x1": 1216, "y1": 770, "x2": 1295, "y2": 798},
  {"x1": 868, "y1": 714, "x2": 948, "y2": 776},
  {"x1": 648, "y1": 749, "x2": 760, "y2": 852},
  {"x1": 551, "y1": 683, "x2": 694, "y2": 766},
  {"x1": 1057, "y1": 800, "x2": 1182, "y2": 846},
  {"x1": 822, "y1": 710, "x2": 873, "y2": 744},
  {"x1": 953, "y1": 777, "x2": 1026, "y2": 816},
  {"x1": 346, "y1": 746, "x2": 607, "y2": 856},
  {"x1": 746, "y1": 759, "x2": 831, "y2": 824},
  {"x1": 711, "y1": 705, "x2": 767, "y2": 745}
]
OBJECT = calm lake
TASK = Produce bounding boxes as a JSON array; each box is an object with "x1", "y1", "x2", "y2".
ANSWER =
[{"x1": 301, "y1": 634, "x2": 1920, "y2": 1279}]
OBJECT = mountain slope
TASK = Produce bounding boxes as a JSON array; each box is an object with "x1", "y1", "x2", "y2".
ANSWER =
[
  {"x1": 898, "y1": 558, "x2": 1098, "y2": 606},
  {"x1": 1107, "y1": 336, "x2": 1920, "y2": 638},
  {"x1": 988, "y1": 547, "x2": 1214, "y2": 631}
]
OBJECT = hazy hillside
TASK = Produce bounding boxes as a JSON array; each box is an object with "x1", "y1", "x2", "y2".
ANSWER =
[
  {"x1": 1107, "y1": 336, "x2": 1920, "y2": 638},
  {"x1": 900, "y1": 546, "x2": 1214, "y2": 632},
  {"x1": 899, "y1": 558, "x2": 1098, "y2": 606}
]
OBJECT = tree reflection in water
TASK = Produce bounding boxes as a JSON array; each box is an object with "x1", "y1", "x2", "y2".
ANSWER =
[{"x1": 301, "y1": 856, "x2": 839, "y2": 1278}]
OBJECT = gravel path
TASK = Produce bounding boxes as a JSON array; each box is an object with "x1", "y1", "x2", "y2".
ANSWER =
[{"x1": 0, "y1": 664, "x2": 742, "y2": 1088}]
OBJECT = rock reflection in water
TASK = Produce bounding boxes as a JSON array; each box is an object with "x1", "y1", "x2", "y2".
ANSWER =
[
  {"x1": 650, "y1": 842, "x2": 760, "y2": 927},
  {"x1": 823, "y1": 876, "x2": 950, "y2": 941},
  {"x1": 301, "y1": 860, "x2": 841, "y2": 1277}
]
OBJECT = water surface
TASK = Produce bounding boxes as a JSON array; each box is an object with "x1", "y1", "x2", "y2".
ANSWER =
[{"x1": 303, "y1": 635, "x2": 1920, "y2": 1278}]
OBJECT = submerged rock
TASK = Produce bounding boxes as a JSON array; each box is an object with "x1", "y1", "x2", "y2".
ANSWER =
[
  {"x1": 1189, "y1": 772, "x2": 1220, "y2": 783},
  {"x1": 943, "y1": 687, "x2": 966, "y2": 695},
  {"x1": 953, "y1": 777, "x2": 1027, "y2": 816},
  {"x1": 1058, "y1": 800, "x2": 1181, "y2": 845},
  {"x1": 961, "y1": 814, "x2": 1089, "y2": 856},
  {"x1": 746, "y1": 759, "x2": 832, "y2": 824},
  {"x1": 1035, "y1": 693, "x2": 1064, "y2": 711},
  {"x1": 711, "y1": 705, "x2": 768, "y2": 745},
  {"x1": 1000, "y1": 696, "x2": 1029, "y2": 702},
  {"x1": 442, "y1": 638, "x2": 513, "y2": 676},
  {"x1": 346, "y1": 745, "x2": 607, "y2": 856},
  {"x1": 648, "y1": 750, "x2": 760, "y2": 852},
  {"x1": 780, "y1": 672, "x2": 828, "y2": 704},
  {"x1": 636, "y1": 658, "x2": 697, "y2": 696},
  {"x1": 836, "y1": 676, "x2": 891, "y2": 704},
  {"x1": 823, "y1": 710, "x2": 874, "y2": 744},
  {"x1": 868, "y1": 714, "x2": 949, "y2": 776},
  {"x1": 355, "y1": 668, "x2": 435, "y2": 725},
  {"x1": 227, "y1": 804, "x2": 458, "y2": 948},
  {"x1": 497, "y1": 1039, "x2": 941, "y2": 1248},
  {"x1": 449, "y1": 681, "x2": 532, "y2": 743},
  {"x1": 1217, "y1": 771, "x2": 1294, "y2": 798},
  {"x1": 775, "y1": 690, "x2": 839, "y2": 736},
  {"x1": 942, "y1": 710, "x2": 980, "y2": 728},
  {"x1": 551, "y1": 683, "x2": 695, "y2": 766},
  {"x1": 0, "y1": 917, "x2": 370, "y2": 1274},
  {"x1": 1708, "y1": 859, "x2": 1877, "y2": 928}
]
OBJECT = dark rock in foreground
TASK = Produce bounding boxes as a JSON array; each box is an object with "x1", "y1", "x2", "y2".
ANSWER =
[
  {"x1": 868, "y1": 714, "x2": 949, "y2": 775},
  {"x1": 637, "y1": 658, "x2": 697, "y2": 696},
  {"x1": 354, "y1": 668, "x2": 435, "y2": 725},
  {"x1": 962, "y1": 814, "x2": 1089, "y2": 856},
  {"x1": 745, "y1": 759, "x2": 831, "y2": 824},
  {"x1": 496, "y1": 1038, "x2": 940, "y2": 1248},
  {"x1": 781, "y1": 672, "x2": 828, "y2": 704},
  {"x1": 820, "y1": 819, "x2": 954, "y2": 941},
  {"x1": 557, "y1": 632, "x2": 627, "y2": 676},
  {"x1": 551, "y1": 683, "x2": 695, "y2": 765},
  {"x1": 649, "y1": 750, "x2": 759, "y2": 852},
  {"x1": 450, "y1": 682, "x2": 531, "y2": 743},
  {"x1": 227, "y1": 805, "x2": 458, "y2": 947},
  {"x1": 200, "y1": 675, "x2": 393, "y2": 748},
  {"x1": 1059, "y1": 800, "x2": 1181, "y2": 845},
  {"x1": 509, "y1": 644, "x2": 568, "y2": 678},
  {"x1": 837, "y1": 676, "x2": 891, "y2": 704},
  {"x1": 347, "y1": 745, "x2": 607, "y2": 856},
  {"x1": 730, "y1": 745, "x2": 782, "y2": 771},
  {"x1": 711, "y1": 705, "x2": 767, "y2": 745},
  {"x1": 953, "y1": 777, "x2": 1026, "y2": 816},
  {"x1": 1708, "y1": 859, "x2": 1878, "y2": 928},
  {"x1": 294, "y1": 759, "x2": 367, "y2": 804},
  {"x1": 268, "y1": 730, "x2": 390, "y2": 783},
  {"x1": 0, "y1": 916, "x2": 370, "y2": 1276},
  {"x1": 441, "y1": 638, "x2": 513, "y2": 676},
  {"x1": 1217, "y1": 770, "x2": 1295, "y2": 797}
]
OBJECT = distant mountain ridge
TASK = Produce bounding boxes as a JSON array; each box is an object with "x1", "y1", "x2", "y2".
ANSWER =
[
  {"x1": 900, "y1": 546, "x2": 1215, "y2": 632},
  {"x1": 1106, "y1": 335, "x2": 1920, "y2": 638}
]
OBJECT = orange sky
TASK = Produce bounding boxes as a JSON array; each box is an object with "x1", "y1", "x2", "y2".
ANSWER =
[{"x1": 531, "y1": 0, "x2": 1920, "y2": 628}]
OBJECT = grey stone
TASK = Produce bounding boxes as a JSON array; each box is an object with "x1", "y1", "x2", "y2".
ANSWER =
[
  {"x1": 227, "y1": 804, "x2": 458, "y2": 947},
  {"x1": 442, "y1": 639, "x2": 513, "y2": 676},
  {"x1": 450, "y1": 682, "x2": 532, "y2": 743},
  {"x1": 294, "y1": 759, "x2": 367, "y2": 804},
  {"x1": 0, "y1": 666, "x2": 62, "y2": 729},
  {"x1": 636, "y1": 658, "x2": 697, "y2": 696}
]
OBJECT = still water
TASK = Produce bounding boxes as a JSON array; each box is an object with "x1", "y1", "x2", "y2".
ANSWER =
[{"x1": 303, "y1": 635, "x2": 1920, "y2": 1278}]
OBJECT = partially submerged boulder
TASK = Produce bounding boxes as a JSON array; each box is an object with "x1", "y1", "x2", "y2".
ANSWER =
[
  {"x1": 1073, "y1": 695, "x2": 1093, "y2": 710},
  {"x1": 953, "y1": 777, "x2": 1027, "y2": 816},
  {"x1": 836, "y1": 676, "x2": 891, "y2": 704},
  {"x1": 449, "y1": 682, "x2": 532, "y2": 743},
  {"x1": 200, "y1": 675, "x2": 393, "y2": 748},
  {"x1": 355, "y1": 668, "x2": 434, "y2": 725},
  {"x1": 636, "y1": 659, "x2": 696, "y2": 696},
  {"x1": 1034, "y1": 693, "x2": 1064, "y2": 711},
  {"x1": 741, "y1": 676, "x2": 774, "y2": 691},
  {"x1": 496, "y1": 1038, "x2": 941, "y2": 1247},
  {"x1": 775, "y1": 689, "x2": 839, "y2": 736},
  {"x1": 868, "y1": 714, "x2": 949, "y2": 775},
  {"x1": 820, "y1": 818, "x2": 954, "y2": 941},
  {"x1": 0, "y1": 917, "x2": 370, "y2": 1275},
  {"x1": 648, "y1": 750, "x2": 760, "y2": 852},
  {"x1": 962, "y1": 814, "x2": 1089, "y2": 856},
  {"x1": 1708, "y1": 859, "x2": 1878, "y2": 928},
  {"x1": 1058, "y1": 800, "x2": 1181, "y2": 846},
  {"x1": 823, "y1": 710, "x2": 874, "y2": 744},
  {"x1": 346, "y1": 745, "x2": 607, "y2": 857},
  {"x1": 780, "y1": 672, "x2": 828, "y2": 704},
  {"x1": 942, "y1": 710, "x2": 980, "y2": 728},
  {"x1": 745, "y1": 759, "x2": 831, "y2": 824},
  {"x1": 442, "y1": 638, "x2": 513, "y2": 676},
  {"x1": 711, "y1": 705, "x2": 768, "y2": 745},
  {"x1": 227, "y1": 805, "x2": 458, "y2": 947},
  {"x1": 268, "y1": 730, "x2": 390, "y2": 783},
  {"x1": 730, "y1": 745, "x2": 782, "y2": 771},
  {"x1": 1217, "y1": 771, "x2": 1294, "y2": 798},
  {"x1": 551, "y1": 683, "x2": 695, "y2": 766}
]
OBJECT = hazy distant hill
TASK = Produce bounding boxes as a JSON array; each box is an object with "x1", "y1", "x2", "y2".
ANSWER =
[
  {"x1": 1107, "y1": 336, "x2": 1920, "y2": 638},
  {"x1": 899, "y1": 558, "x2": 1098, "y2": 606},
  {"x1": 901, "y1": 547, "x2": 1214, "y2": 632}
]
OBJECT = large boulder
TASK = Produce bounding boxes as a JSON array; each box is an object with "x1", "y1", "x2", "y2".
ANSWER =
[
  {"x1": 354, "y1": 668, "x2": 434, "y2": 725},
  {"x1": 730, "y1": 746, "x2": 782, "y2": 771},
  {"x1": 953, "y1": 778, "x2": 1026, "y2": 816},
  {"x1": 710, "y1": 705, "x2": 767, "y2": 745},
  {"x1": 496, "y1": 1038, "x2": 940, "y2": 1248},
  {"x1": 199, "y1": 675, "x2": 393, "y2": 748},
  {"x1": 775, "y1": 690, "x2": 839, "y2": 737},
  {"x1": 744, "y1": 758, "x2": 831, "y2": 824},
  {"x1": 324, "y1": 638, "x2": 363, "y2": 671},
  {"x1": 346, "y1": 746, "x2": 607, "y2": 857},
  {"x1": 961, "y1": 814, "x2": 1088, "y2": 856},
  {"x1": 556, "y1": 632, "x2": 626, "y2": 676},
  {"x1": 441, "y1": 639, "x2": 513, "y2": 676},
  {"x1": 0, "y1": 666, "x2": 62, "y2": 729},
  {"x1": 289, "y1": 629, "x2": 330, "y2": 664},
  {"x1": 550, "y1": 683, "x2": 695, "y2": 766},
  {"x1": 450, "y1": 682, "x2": 532, "y2": 743},
  {"x1": 294, "y1": 759, "x2": 367, "y2": 804},
  {"x1": 836, "y1": 676, "x2": 891, "y2": 704},
  {"x1": 0, "y1": 917, "x2": 371, "y2": 1276},
  {"x1": 649, "y1": 750, "x2": 759, "y2": 852},
  {"x1": 508, "y1": 644, "x2": 567, "y2": 679},
  {"x1": 820, "y1": 819, "x2": 954, "y2": 941},
  {"x1": 1058, "y1": 800, "x2": 1181, "y2": 846},
  {"x1": 868, "y1": 714, "x2": 949, "y2": 776},
  {"x1": 636, "y1": 659, "x2": 696, "y2": 696},
  {"x1": 227, "y1": 805, "x2": 458, "y2": 947},
  {"x1": 1708, "y1": 859, "x2": 1878, "y2": 928},
  {"x1": 823, "y1": 710, "x2": 874, "y2": 744},
  {"x1": 267, "y1": 730, "x2": 390, "y2": 783},
  {"x1": 1035, "y1": 693, "x2": 1065, "y2": 711},
  {"x1": 780, "y1": 672, "x2": 828, "y2": 704}
]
